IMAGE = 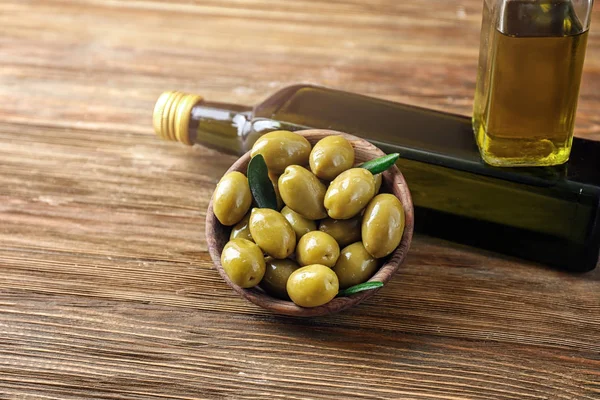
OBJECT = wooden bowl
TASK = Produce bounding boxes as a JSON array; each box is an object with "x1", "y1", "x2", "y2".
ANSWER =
[{"x1": 206, "y1": 129, "x2": 414, "y2": 317}]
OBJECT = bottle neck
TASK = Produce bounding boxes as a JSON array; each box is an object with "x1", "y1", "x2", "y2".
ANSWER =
[
  {"x1": 188, "y1": 101, "x2": 253, "y2": 155},
  {"x1": 153, "y1": 91, "x2": 294, "y2": 155},
  {"x1": 189, "y1": 100, "x2": 305, "y2": 155}
]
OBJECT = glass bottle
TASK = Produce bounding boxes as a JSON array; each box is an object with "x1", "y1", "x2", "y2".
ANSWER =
[
  {"x1": 153, "y1": 85, "x2": 600, "y2": 272},
  {"x1": 473, "y1": 0, "x2": 594, "y2": 167}
]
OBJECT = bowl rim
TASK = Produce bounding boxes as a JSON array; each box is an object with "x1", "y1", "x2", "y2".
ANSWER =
[{"x1": 205, "y1": 129, "x2": 414, "y2": 317}]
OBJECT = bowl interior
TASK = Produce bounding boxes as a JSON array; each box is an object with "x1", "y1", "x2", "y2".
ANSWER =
[{"x1": 206, "y1": 129, "x2": 414, "y2": 317}]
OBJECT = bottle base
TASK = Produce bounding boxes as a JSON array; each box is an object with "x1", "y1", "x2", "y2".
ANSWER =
[
  {"x1": 479, "y1": 151, "x2": 570, "y2": 167},
  {"x1": 473, "y1": 124, "x2": 572, "y2": 167}
]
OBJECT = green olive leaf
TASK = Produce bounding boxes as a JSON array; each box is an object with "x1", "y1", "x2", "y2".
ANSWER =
[
  {"x1": 337, "y1": 281, "x2": 384, "y2": 297},
  {"x1": 358, "y1": 153, "x2": 400, "y2": 175},
  {"x1": 247, "y1": 154, "x2": 278, "y2": 210}
]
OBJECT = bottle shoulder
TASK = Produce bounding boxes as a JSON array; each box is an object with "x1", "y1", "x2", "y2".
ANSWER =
[{"x1": 254, "y1": 83, "x2": 328, "y2": 118}]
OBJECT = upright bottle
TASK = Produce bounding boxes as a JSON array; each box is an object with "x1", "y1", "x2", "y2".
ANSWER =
[
  {"x1": 153, "y1": 85, "x2": 600, "y2": 272},
  {"x1": 473, "y1": 0, "x2": 593, "y2": 167}
]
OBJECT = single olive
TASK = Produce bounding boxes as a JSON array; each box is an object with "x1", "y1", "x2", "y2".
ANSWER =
[
  {"x1": 362, "y1": 194, "x2": 405, "y2": 258},
  {"x1": 324, "y1": 168, "x2": 376, "y2": 220},
  {"x1": 220, "y1": 239, "x2": 266, "y2": 288},
  {"x1": 230, "y1": 212, "x2": 253, "y2": 241},
  {"x1": 268, "y1": 171, "x2": 284, "y2": 210},
  {"x1": 281, "y1": 206, "x2": 317, "y2": 240},
  {"x1": 296, "y1": 231, "x2": 340, "y2": 268},
  {"x1": 249, "y1": 208, "x2": 296, "y2": 259},
  {"x1": 286, "y1": 264, "x2": 339, "y2": 307},
  {"x1": 212, "y1": 171, "x2": 252, "y2": 226},
  {"x1": 374, "y1": 173, "x2": 382, "y2": 194},
  {"x1": 309, "y1": 135, "x2": 355, "y2": 181},
  {"x1": 318, "y1": 215, "x2": 362, "y2": 247},
  {"x1": 333, "y1": 242, "x2": 379, "y2": 289},
  {"x1": 278, "y1": 165, "x2": 327, "y2": 220},
  {"x1": 250, "y1": 130, "x2": 311, "y2": 174},
  {"x1": 261, "y1": 258, "x2": 300, "y2": 300}
]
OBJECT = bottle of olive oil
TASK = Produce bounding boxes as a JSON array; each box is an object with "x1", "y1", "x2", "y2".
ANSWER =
[
  {"x1": 153, "y1": 84, "x2": 600, "y2": 272},
  {"x1": 473, "y1": 0, "x2": 593, "y2": 167}
]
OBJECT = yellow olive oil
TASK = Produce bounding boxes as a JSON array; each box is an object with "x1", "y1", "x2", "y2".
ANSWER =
[{"x1": 473, "y1": 0, "x2": 589, "y2": 167}]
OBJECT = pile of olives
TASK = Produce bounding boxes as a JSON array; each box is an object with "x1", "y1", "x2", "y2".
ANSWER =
[{"x1": 212, "y1": 130, "x2": 405, "y2": 308}]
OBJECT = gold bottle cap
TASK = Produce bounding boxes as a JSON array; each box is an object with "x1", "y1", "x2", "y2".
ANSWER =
[{"x1": 153, "y1": 91, "x2": 203, "y2": 145}]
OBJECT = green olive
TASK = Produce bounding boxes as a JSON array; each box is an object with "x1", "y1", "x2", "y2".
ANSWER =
[
  {"x1": 324, "y1": 168, "x2": 376, "y2": 220},
  {"x1": 296, "y1": 231, "x2": 340, "y2": 268},
  {"x1": 249, "y1": 208, "x2": 296, "y2": 259},
  {"x1": 220, "y1": 239, "x2": 266, "y2": 288},
  {"x1": 333, "y1": 242, "x2": 379, "y2": 289},
  {"x1": 261, "y1": 258, "x2": 300, "y2": 299},
  {"x1": 309, "y1": 135, "x2": 355, "y2": 181},
  {"x1": 212, "y1": 171, "x2": 252, "y2": 226},
  {"x1": 362, "y1": 194, "x2": 405, "y2": 258},
  {"x1": 318, "y1": 215, "x2": 362, "y2": 247},
  {"x1": 230, "y1": 212, "x2": 253, "y2": 241},
  {"x1": 281, "y1": 206, "x2": 317, "y2": 240},
  {"x1": 374, "y1": 173, "x2": 382, "y2": 193},
  {"x1": 278, "y1": 165, "x2": 327, "y2": 220},
  {"x1": 286, "y1": 264, "x2": 339, "y2": 307},
  {"x1": 250, "y1": 130, "x2": 311, "y2": 174}
]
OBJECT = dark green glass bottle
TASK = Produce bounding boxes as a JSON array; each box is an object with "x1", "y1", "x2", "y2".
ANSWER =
[{"x1": 153, "y1": 84, "x2": 600, "y2": 272}]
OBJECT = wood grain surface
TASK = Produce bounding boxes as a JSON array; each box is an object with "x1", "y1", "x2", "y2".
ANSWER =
[{"x1": 0, "y1": 1, "x2": 599, "y2": 399}]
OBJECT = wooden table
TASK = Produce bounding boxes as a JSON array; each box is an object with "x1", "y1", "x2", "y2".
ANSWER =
[{"x1": 1, "y1": 1, "x2": 599, "y2": 399}]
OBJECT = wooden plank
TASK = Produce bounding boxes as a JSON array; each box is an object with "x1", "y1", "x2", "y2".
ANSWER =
[
  {"x1": 0, "y1": 292, "x2": 598, "y2": 400},
  {"x1": 0, "y1": 0, "x2": 599, "y2": 399}
]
